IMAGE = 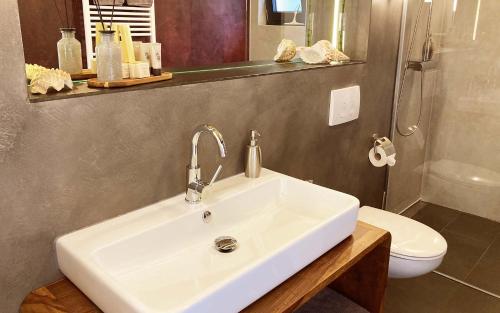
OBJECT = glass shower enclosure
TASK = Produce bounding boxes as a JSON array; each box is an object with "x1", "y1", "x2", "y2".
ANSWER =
[{"x1": 387, "y1": 0, "x2": 500, "y2": 298}]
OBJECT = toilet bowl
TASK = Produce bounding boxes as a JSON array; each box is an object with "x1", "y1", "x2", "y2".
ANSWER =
[{"x1": 358, "y1": 206, "x2": 447, "y2": 279}]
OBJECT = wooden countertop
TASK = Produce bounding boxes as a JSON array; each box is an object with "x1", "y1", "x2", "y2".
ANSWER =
[{"x1": 21, "y1": 221, "x2": 391, "y2": 313}]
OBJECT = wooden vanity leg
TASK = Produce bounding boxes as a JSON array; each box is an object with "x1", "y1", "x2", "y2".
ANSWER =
[{"x1": 329, "y1": 233, "x2": 391, "y2": 313}]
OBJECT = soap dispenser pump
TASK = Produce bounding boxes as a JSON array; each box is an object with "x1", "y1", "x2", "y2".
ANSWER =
[{"x1": 245, "y1": 130, "x2": 262, "y2": 178}]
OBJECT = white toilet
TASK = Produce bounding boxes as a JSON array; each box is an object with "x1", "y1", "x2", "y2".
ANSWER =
[{"x1": 358, "y1": 206, "x2": 447, "y2": 279}]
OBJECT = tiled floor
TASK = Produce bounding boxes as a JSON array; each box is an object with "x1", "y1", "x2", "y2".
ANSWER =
[
  {"x1": 384, "y1": 272, "x2": 500, "y2": 313},
  {"x1": 301, "y1": 202, "x2": 500, "y2": 313},
  {"x1": 383, "y1": 201, "x2": 500, "y2": 313},
  {"x1": 405, "y1": 202, "x2": 500, "y2": 294}
]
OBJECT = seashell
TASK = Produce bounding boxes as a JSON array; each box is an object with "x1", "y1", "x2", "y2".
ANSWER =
[
  {"x1": 25, "y1": 64, "x2": 49, "y2": 82},
  {"x1": 273, "y1": 39, "x2": 297, "y2": 62},
  {"x1": 299, "y1": 40, "x2": 350, "y2": 64},
  {"x1": 29, "y1": 68, "x2": 73, "y2": 95},
  {"x1": 298, "y1": 45, "x2": 325, "y2": 64}
]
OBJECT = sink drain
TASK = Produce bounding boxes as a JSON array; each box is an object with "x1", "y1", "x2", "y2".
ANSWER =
[{"x1": 214, "y1": 236, "x2": 238, "y2": 253}]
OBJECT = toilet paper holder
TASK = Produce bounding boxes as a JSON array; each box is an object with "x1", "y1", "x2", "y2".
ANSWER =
[{"x1": 372, "y1": 134, "x2": 396, "y2": 157}]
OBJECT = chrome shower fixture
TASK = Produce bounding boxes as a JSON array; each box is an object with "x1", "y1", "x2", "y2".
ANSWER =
[{"x1": 395, "y1": 0, "x2": 434, "y2": 137}]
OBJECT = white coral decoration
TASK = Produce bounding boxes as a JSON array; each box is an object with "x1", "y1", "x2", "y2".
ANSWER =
[
  {"x1": 273, "y1": 39, "x2": 297, "y2": 62},
  {"x1": 299, "y1": 40, "x2": 350, "y2": 64},
  {"x1": 26, "y1": 64, "x2": 73, "y2": 95},
  {"x1": 25, "y1": 64, "x2": 48, "y2": 82}
]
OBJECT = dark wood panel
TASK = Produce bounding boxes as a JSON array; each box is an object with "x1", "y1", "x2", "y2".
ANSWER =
[
  {"x1": 20, "y1": 222, "x2": 390, "y2": 313},
  {"x1": 156, "y1": 0, "x2": 248, "y2": 67},
  {"x1": 18, "y1": 0, "x2": 85, "y2": 68},
  {"x1": 155, "y1": 0, "x2": 193, "y2": 67},
  {"x1": 331, "y1": 231, "x2": 391, "y2": 313}
]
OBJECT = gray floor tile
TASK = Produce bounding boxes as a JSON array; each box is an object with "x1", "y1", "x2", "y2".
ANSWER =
[
  {"x1": 438, "y1": 230, "x2": 490, "y2": 280},
  {"x1": 384, "y1": 273, "x2": 459, "y2": 313},
  {"x1": 411, "y1": 202, "x2": 461, "y2": 231},
  {"x1": 401, "y1": 201, "x2": 428, "y2": 218},
  {"x1": 442, "y1": 284, "x2": 500, "y2": 313},
  {"x1": 466, "y1": 235, "x2": 500, "y2": 295},
  {"x1": 382, "y1": 201, "x2": 500, "y2": 312},
  {"x1": 443, "y1": 213, "x2": 500, "y2": 246},
  {"x1": 296, "y1": 287, "x2": 369, "y2": 313}
]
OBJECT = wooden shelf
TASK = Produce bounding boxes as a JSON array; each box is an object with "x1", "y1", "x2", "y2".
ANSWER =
[{"x1": 20, "y1": 221, "x2": 390, "y2": 313}]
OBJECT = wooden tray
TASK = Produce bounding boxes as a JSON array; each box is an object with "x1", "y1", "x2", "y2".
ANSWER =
[
  {"x1": 87, "y1": 72, "x2": 173, "y2": 88},
  {"x1": 71, "y1": 69, "x2": 97, "y2": 81}
]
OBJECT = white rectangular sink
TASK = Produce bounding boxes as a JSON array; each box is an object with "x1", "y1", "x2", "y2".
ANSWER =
[{"x1": 56, "y1": 169, "x2": 359, "y2": 313}]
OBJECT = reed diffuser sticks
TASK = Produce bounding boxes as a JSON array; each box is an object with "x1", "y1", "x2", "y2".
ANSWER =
[
  {"x1": 94, "y1": 0, "x2": 117, "y2": 30},
  {"x1": 94, "y1": 0, "x2": 105, "y2": 29}
]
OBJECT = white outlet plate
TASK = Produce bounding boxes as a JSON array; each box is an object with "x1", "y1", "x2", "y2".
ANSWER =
[{"x1": 329, "y1": 86, "x2": 360, "y2": 126}]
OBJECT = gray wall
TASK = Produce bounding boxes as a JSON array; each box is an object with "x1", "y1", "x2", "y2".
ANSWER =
[{"x1": 0, "y1": 0, "x2": 402, "y2": 312}]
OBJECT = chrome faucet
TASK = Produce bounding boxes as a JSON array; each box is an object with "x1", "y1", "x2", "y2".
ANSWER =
[{"x1": 185, "y1": 125, "x2": 227, "y2": 203}]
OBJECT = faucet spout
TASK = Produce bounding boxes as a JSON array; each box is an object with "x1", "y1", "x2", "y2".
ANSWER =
[
  {"x1": 186, "y1": 125, "x2": 227, "y2": 204},
  {"x1": 189, "y1": 125, "x2": 227, "y2": 169}
]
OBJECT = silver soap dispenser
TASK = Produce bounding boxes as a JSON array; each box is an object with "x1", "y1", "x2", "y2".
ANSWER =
[{"x1": 245, "y1": 130, "x2": 262, "y2": 178}]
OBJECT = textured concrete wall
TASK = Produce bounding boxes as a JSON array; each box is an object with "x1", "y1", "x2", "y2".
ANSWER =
[
  {"x1": 0, "y1": 0, "x2": 402, "y2": 312},
  {"x1": 0, "y1": 0, "x2": 28, "y2": 161}
]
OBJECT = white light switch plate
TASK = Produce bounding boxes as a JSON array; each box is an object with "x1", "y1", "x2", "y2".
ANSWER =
[{"x1": 329, "y1": 86, "x2": 360, "y2": 126}]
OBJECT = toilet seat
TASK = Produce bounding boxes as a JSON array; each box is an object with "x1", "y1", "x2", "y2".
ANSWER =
[{"x1": 358, "y1": 206, "x2": 447, "y2": 260}]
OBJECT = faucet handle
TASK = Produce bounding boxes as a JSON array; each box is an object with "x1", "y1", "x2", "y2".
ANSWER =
[{"x1": 208, "y1": 165, "x2": 223, "y2": 187}]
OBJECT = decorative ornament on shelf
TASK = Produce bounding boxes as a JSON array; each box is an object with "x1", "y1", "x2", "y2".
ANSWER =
[
  {"x1": 26, "y1": 64, "x2": 73, "y2": 95},
  {"x1": 273, "y1": 39, "x2": 297, "y2": 63},
  {"x1": 53, "y1": 0, "x2": 83, "y2": 75},
  {"x1": 298, "y1": 40, "x2": 350, "y2": 65},
  {"x1": 25, "y1": 64, "x2": 49, "y2": 82}
]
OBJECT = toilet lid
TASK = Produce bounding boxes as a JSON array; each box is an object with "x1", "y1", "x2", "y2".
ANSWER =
[{"x1": 359, "y1": 206, "x2": 447, "y2": 259}]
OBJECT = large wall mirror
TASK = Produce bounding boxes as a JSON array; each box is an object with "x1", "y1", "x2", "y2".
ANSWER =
[{"x1": 18, "y1": 0, "x2": 371, "y2": 99}]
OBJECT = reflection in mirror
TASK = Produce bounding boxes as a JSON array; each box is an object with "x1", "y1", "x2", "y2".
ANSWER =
[
  {"x1": 309, "y1": 0, "x2": 371, "y2": 61},
  {"x1": 18, "y1": 0, "x2": 370, "y2": 99},
  {"x1": 249, "y1": 0, "x2": 307, "y2": 61},
  {"x1": 250, "y1": 0, "x2": 370, "y2": 62},
  {"x1": 19, "y1": 0, "x2": 248, "y2": 69},
  {"x1": 19, "y1": 0, "x2": 369, "y2": 68}
]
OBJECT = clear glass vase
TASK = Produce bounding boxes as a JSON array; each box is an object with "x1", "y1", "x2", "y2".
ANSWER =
[
  {"x1": 57, "y1": 28, "x2": 83, "y2": 74},
  {"x1": 96, "y1": 31, "x2": 122, "y2": 82}
]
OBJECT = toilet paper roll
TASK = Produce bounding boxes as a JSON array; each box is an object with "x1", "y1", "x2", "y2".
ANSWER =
[{"x1": 369, "y1": 146, "x2": 397, "y2": 167}]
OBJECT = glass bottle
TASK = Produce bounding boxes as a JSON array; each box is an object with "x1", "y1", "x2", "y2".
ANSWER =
[
  {"x1": 96, "y1": 31, "x2": 122, "y2": 82},
  {"x1": 57, "y1": 28, "x2": 83, "y2": 74}
]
